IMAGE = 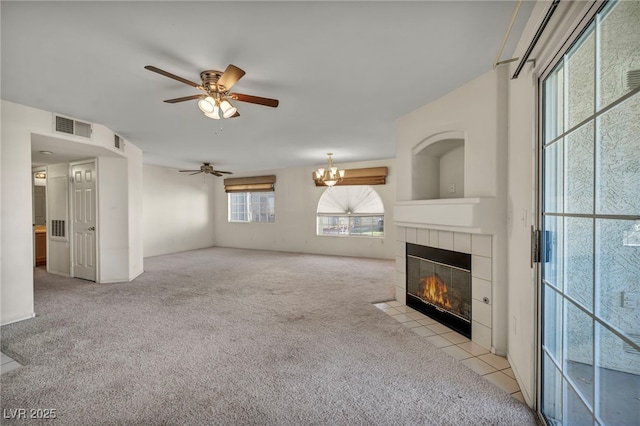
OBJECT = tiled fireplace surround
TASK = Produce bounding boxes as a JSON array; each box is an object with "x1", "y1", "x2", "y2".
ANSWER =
[
  {"x1": 395, "y1": 227, "x2": 494, "y2": 351},
  {"x1": 393, "y1": 68, "x2": 509, "y2": 354}
]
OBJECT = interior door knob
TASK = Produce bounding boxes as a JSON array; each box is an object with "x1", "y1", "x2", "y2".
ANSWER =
[{"x1": 89, "y1": 226, "x2": 95, "y2": 231}]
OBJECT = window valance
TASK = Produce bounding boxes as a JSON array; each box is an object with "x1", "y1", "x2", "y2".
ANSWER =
[
  {"x1": 312, "y1": 167, "x2": 387, "y2": 186},
  {"x1": 224, "y1": 175, "x2": 276, "y2": 193}
]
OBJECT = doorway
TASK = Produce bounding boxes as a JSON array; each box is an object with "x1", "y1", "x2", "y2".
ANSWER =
[
  {"x1": 33, "y1": 169, "x2": 47, "y2": 267},
  {"x1": 539, "y1": 1, "x2": 640, "y2": 424}
]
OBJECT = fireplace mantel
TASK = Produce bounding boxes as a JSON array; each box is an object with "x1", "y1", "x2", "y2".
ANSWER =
[{"x1": 394, "y1": 197, "x2": 501, "y2": 234}]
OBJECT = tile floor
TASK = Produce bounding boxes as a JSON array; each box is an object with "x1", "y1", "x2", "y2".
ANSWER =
[
  {"x1": 1, "y1": 351, "x2": 21, "y2": 375},
  {"x1": 375, "y1": 301, "x2": 525, "y2": 403}
]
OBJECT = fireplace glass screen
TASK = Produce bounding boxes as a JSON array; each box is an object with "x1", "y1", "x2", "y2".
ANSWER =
[{"x1": 406, "y1": 244, "x2": 472, "y2": 337}]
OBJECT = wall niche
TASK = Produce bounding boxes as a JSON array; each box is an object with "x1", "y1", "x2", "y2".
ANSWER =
[{"x1": 412, "y1": 134, "x2": 465, "y2": 200}]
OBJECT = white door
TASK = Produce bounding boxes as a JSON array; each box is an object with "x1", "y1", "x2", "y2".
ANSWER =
[{"x1": 72, "y1": 162, "x2": 96, "y2": 281}]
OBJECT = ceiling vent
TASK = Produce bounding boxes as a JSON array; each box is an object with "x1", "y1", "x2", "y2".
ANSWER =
[
  {"x1": 114, "y1": 134, "x2": 125, "y2": 151},
  {"x1": 626, "y1": 69, "x2": 640, "y2": 91},
  {"x1": 54, "y1": 115, "x2": 92, "y2": 139}
]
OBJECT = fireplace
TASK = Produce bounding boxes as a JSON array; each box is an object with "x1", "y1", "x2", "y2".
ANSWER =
[{"x1": 406, "y1": 243, "x2": 472, "y2": 338}]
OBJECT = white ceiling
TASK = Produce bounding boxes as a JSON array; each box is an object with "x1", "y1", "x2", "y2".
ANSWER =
[{"x1": 1, "y1": 1, "x2": 533, "y2": 174}]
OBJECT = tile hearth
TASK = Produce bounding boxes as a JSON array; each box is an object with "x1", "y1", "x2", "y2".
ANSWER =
[
  {"x1": 1, "y1": 352, "x2": 21, "y2": 375},
  {"x1": 375, "y1": 301, "x2": 524, "y2": 402}
]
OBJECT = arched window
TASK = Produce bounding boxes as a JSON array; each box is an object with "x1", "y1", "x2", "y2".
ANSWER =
[{"x1": 316, "y1": 185, "x2": 384, "y2": 237}]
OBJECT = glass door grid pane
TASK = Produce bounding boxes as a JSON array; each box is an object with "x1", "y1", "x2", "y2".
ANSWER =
[{"x1": 540, "y1": 1, "x2": 640, "y2": 425}]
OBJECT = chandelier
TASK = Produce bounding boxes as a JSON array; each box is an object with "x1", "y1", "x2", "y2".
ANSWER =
[{"x1": 315, "y1": 153, "x2": 345, "y2": 187}]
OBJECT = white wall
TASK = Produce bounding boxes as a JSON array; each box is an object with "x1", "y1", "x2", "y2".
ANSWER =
[
  {"x1": 0, "y1": 102, "x2": 50, "y2": 324},
  {"x1": 142, "y1": 164, "x2": 215, "y2": 258},
  {"x1": 88, "y1": 121, "x2": 144, "y2": 282},
  {"x1": 1, "y1": 103, "x2": 2, "y2": 324},
  {"x1": 213, "y1": 159, "x2": 396, "y2": 260},
  {"x1": 97, "y1": 157, "x2": 130, "y2": 283},
  {"x1": 439, "y1": 146, "x2": 464, "y2": 199},
  {"x1": 505, "y1": 61, "x2": 538, "y2": 406},
  {"x1": 412, "y1": 154, "x2": 439, "y2": 200},
  {"x1": 1, "y1": 100, "x2": 144, "y2": 324},
  {"x1": 396, "y1": 72, "x2": 505, "y2": 202},
  {"x1": 127, "y1": 144, "x2": 144, "y2": 279}
]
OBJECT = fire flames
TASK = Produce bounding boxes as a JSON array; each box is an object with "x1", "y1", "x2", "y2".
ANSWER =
[{"x1": 419, "y1": 275, "x2": 452, "y2": 309}]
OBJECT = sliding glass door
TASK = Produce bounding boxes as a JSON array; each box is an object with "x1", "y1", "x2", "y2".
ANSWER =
[{"x1": 540, "y1": 1, "x2": 640, "y2": 424}]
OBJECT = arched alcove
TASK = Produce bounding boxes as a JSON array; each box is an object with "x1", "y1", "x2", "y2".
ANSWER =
[{"x1": 411, "y1": 132, "x2": 465, "y2": 200}]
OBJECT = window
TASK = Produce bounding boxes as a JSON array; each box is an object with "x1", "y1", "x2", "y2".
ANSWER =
[
  {"x1": 316, "y1": 185, "x2": 384, "y2": 237},
  {"x1": 228, "y1": 192, "x2": 275, "y2": 223},
  {"x1": 225, "y1": 175, "x2": 276, "y2": 223}
]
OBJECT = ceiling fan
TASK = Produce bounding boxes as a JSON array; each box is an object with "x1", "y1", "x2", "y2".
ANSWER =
[
  {"x1": 179, "y1": 163, "x2": 232, "y2": 177},
  {"x1": 145, "y1": 64, "x2": 279, "y2": 119}
]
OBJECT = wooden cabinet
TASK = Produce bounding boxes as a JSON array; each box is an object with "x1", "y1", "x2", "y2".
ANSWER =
[{"x1": 35, "y1": 227, "x2": 46, "y2": 266}]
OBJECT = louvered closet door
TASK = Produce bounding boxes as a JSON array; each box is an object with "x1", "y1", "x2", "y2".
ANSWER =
[
  {"x1": 539, "y1": 1, "x2": 640, "y2": 425},
  {"x1": 72, "y1": 161, "x2": 96, "y2": 281}
]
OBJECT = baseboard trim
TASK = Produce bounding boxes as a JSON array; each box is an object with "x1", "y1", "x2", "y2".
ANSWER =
[
  {"x1": 97, "y1": 277, "x2": 130, "y2": 284},
  {"x1": 46, "y1": 269, "x2": 71, "y2": 278},
  {"x1": 129, "y1": 268, "x2": 144, "y2": 281},
  {"x1": 1, "y1": 312, "x2": 36, "y2": 327},
  {"x1": 507, "y1": 353, "x2": 534, "y2": 408}
]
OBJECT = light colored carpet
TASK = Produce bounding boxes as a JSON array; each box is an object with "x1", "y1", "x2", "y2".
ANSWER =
[{"x1": 1, "y1": 247, "x2": 538, "y2": 425}]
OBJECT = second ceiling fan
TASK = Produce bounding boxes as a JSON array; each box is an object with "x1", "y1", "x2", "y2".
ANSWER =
[
  {"x1": 179, "y1": 163, "x2": 231, "y2": 177},
  {"x1": 145, "y1": 64, "x2": 279, "y2": 119}
]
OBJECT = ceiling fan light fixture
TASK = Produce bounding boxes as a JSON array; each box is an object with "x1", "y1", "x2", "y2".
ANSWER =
[
  {"x1": 220, "y1": 99, "x2": 237, "y2": 118},
  {"x1": 146, "y1": 65, "x2": 279, "y2": 121},
  {"x1": 204, "y1": 105, "x2": 221, "y2": 120},
  {"x1": 198, "y1": 96, "x2": 216, "y2": 114}
]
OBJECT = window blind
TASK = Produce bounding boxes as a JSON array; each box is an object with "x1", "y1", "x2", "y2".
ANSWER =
[
  {"x1": 312, "y1": 167, "x2": 388, "y2": 186},
  {"x1": 224, "y1": 175, "x2": 276, "y2": 193}
]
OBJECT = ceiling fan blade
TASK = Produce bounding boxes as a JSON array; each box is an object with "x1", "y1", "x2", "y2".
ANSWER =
[
  {"x1": 145, "y1": 65, "x2": 201, "y2": 88},
  {"x1": 164, "y1": 94, "x2": 204, "y2": 104},
  {"x1": 189, "y1": 171, "x2": 203, "y2": 175},
  {"x1": 230, "y1": 93, "x2": 279, "y2": 108},
  {"x1": 216, "y1": 170, "x2": 233, "y2": 174},
  {"x1": 217, "y1": 64, "x2": 245, "y2": 91},
  {"x1": 212, "y1": 171, "x2": 222, "y2": 177},
  {"x1": 179, "y1": 169, "x2": 200, "y2": 172},
  {"x1": 228, "y1": 111, "x2": 240, "y2": 118}
]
